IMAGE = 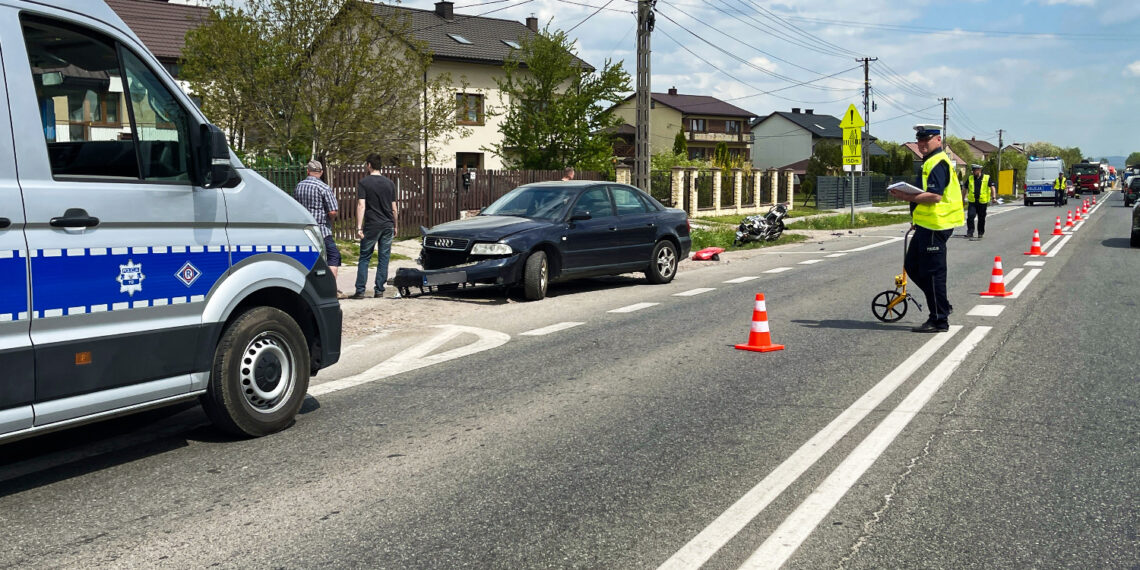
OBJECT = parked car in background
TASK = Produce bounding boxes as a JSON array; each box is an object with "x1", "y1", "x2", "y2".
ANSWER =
[
  {"x1": 398, "y1": 182, "x2": 692, "y2": 300},
  {"x1": 1132, "y1": 201, "x2": 1140, "y2": 247},
  {"x1": 1125, "y1": 177, "x2": 1140, "y2": 207}
]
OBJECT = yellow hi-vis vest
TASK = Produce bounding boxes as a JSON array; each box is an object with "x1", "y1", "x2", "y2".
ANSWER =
[
  {"x1": 1054, "y1": 176, "x2": 1065, "y2": 190},
  {"x1": 967, "y1": 174, "x2": 991, "y2": 203},
  {"x1": 914, "y1": 150, "x2": 964, "y2": 230}
]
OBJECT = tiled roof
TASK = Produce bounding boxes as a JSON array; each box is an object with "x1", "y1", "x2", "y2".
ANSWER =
[
  {"x1": 964, "y1": 138, "x2": 999, "y2": 155},
  {"x1": 105, "y1": 0, "x2": 208, "y2": 62},
  {"x1": 649, "y1": 92, "x2": 756, "y2": 118},
  {"x1": 369, "y1": 2, "x2": 593, "y2": 70}
]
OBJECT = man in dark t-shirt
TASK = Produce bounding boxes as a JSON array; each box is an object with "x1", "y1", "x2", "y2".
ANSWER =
[{"x1": 352, "y1": 153, "x2": 398, "y2": 299}]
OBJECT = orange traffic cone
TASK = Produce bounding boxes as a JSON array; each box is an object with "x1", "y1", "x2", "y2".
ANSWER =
[
  {"x1": 1052, "y1": 216, "x2": 1064, "y2": 236},
  {"x1": 1082, "y1": 202, "x2": 1089, "y2": 215},
  {"x1": 980, "y1": 256, "x2": 1013, "y2": 297},
  {"x1": 1074, "y1": 207, "x2": 1083, "y2": 221},
  {"x1": 1093, "y1": 196, "x2": 1097, "y2": 205},
  {"x1": 735, "y1": 293, "x2": 784, "y2": 352},
  {"x1": 1024, "y1": 229, "x2": 1045, "y2": 256},
  {"x1": 1065, "y1": 211, "x2": 1074, "y2": 228}
]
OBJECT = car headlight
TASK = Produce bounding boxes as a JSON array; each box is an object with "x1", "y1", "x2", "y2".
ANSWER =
[
  {"x1": 470, "y1": 242, "x2": 513, "y2": 256},
  {"x1": 304, "y1": 224, "x2": 327, "y2": 262}
]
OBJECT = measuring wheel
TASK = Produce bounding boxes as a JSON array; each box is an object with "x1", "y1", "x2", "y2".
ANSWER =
[{"x1": 871, "y1": 290, "x2": 908, "y2": 322}]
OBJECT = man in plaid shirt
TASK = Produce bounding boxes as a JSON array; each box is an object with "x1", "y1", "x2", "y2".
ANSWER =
[{"x1": 293, "y1": 159, "x2": 342, "y2": 280}]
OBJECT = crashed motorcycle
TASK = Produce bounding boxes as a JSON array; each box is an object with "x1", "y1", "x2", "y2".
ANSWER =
[{"x1": 733, "y1": 203, "x2": 788, "y2": 246}]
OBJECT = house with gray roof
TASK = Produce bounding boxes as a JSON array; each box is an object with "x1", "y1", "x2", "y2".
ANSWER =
[
  {"x1": 962, "y1": 137, "x2": 999, "y2": 161},
  {"x1": 750, "y1": 107, "x2": 886, "y2": 171},
  {"x1": 610, "y1": 87, "x2": 757, "y2": 164},
  {"x1": 105, "y1": 0, "x2": 207, "y2": 80}
]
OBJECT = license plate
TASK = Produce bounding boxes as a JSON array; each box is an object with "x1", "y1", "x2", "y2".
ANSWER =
[{"x1": 424, "y1": 271, "x2": 466, "y2": 286}]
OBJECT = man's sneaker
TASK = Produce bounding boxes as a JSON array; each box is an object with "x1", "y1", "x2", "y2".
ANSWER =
[
  {"x1": 911, "y1": 320, "x2": 949, "y2": 333},
  {"x1": 965, "y1": 233, "x2": 974, "y2": 239},
  {"x1": 374, "y1": 290, "x2": 385, "y2": 298},
  {"x1": 350, "y1": 292, "x2": 366, "y2": 300}
]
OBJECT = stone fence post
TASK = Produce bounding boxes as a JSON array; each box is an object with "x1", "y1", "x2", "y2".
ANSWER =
[
  {"x1": 671, "y1": 167, "x2": 685, "y2": 209},
  {"x1": 785, "y1": 170, "x2": 796, "y2": 210},
  {"x1": 767, "y1": 168, "x2": 778, "y2": 205},
  {"x1": 688, "y1": 168, "x2": 700, "y2": 217},
  {"x1": 712, "y1": 170, "x2": 722, "y2": 214},
  {"x1": 732, "y1": 168, "x2": 743, "y2": 214},
  {"x1": 752, "y1": 169, "x2": 763, "y2": 209}
]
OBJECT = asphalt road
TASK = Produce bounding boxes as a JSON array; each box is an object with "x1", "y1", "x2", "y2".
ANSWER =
[{"x1": 1, "y1": 193, "x2": 1136, "y2": 569}]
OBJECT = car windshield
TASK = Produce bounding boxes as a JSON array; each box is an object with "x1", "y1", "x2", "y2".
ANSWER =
[{"x1": 480, "y1": 186, "x2": 577, "y2": 221}]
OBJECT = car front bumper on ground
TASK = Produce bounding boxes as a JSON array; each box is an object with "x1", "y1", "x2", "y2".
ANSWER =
[{"x1": 393, "y1": 254, "x2": 525, "y2": 294}]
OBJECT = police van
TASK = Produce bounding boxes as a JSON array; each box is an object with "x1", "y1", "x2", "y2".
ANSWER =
[
  {"x1": 0, "y1": 0, "x2": 341, "y2": 442},
  {"x1": 1023, "y1": 157, "x2": 1067, "y2": 206}
]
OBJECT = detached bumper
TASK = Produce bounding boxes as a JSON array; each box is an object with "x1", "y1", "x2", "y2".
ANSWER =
[{"x1": 394, "y1": 254, "x2": 525, "y2": 293}]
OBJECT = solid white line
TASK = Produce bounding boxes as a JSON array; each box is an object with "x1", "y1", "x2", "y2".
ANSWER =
[
  {"x1": 608, "y1": 302, "x2": 659, "y2": 313},
  {"x1": 520, "y1": 322, "x2": 585, "y2": 336},
  {"x1": 1046, "y1": 235, "x2": 1073, "y2": 258},
  {"x1": 764, "y1": 267, "x2": 792, "y2": 274},
  {"x1": 724, "y1": 276, "x2": 760, "y2": 284},
  {"x1": 739, "y1": 327, "x2": 992, "y2": 569},
  {"x1": 1024, "y1": 260, "x2": 1046, "y2": 267},
  {"x1": 674, "y1": 288, "x2": 716, "y2": 297},
  {"x1": 1040, "y1": 235, "x2": 1060, "y2": 251},
  {"x1": 1070, "y1": 220, "x2": 1085, "y2": 233},
  {"x1": 1009, "y1": 268, "x2": 1042, "y2": 299},
  {"x1": 798, "y1": 259, "x2": 823, "y2": 265},
  {"x1": 824, "y1": 253, "x2": 847, "y2": 258},
  {"x1": 657, "y1": 327, "x2": 963, "y2": 570},
  {"x1": 839, "y1": 236, "x2": 904, "y2": 253},
  {"x1": 1002, "y1": 267, "x2": 1023, "y2": 288},
  {"x1": 967, "y1": 305, "x2": 1005, "y2": 317}
]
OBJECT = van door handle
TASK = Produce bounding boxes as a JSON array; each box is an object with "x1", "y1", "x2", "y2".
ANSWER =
[
  {"x1": 49, "y1": 208, "x2": 100, "y2": 228},
  {"x1": 0, "y1": 217, "x2": 9, "y2": 229}
]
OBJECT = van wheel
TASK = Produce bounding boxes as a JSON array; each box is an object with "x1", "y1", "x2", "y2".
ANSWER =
[
  {"x1": 523, "y1": 251, "x2": 548, "y2": 300},
  {"x1": 201, "y1": 306, "x2": 310, "y2": 437},
  {"x1": 646, "y1": 240, "x2": 679, "y2": 284}
]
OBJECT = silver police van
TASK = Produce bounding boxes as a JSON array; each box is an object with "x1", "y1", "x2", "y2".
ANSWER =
[{"x1": 0, "y1": 0, "x2": 341, "y2": 442}]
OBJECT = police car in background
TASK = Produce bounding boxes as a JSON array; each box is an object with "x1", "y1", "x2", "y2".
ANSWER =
[{"x1": 0, "y1": 0, "x2": 341, "y2": 443}]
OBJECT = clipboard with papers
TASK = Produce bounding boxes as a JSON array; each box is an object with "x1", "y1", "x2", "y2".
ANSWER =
[{"x1": 886, "y1": 181, "x2": 923, "y2": 195}]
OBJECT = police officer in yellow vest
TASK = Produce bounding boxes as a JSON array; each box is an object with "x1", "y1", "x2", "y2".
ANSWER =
[
  {"x1": 889, "y1": 124, "x2": 964, "y2": 333},
  {"x1": 1053, "y1": 172, "x2": 1066, "y2": 207},
  {"x1": 965, "y1": 164, "x2": 994, "y2": 240}
]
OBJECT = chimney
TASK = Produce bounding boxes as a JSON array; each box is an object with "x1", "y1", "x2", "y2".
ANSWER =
[
  {"x1": 526, "y1": 15, "x2": 538, "y2": 31},
  {"x1": 667, "y1": 86, "x2": 677, "y2": 96},
  {"x1": 435, "y1": 1, "x2": 454, "y2": 19},
  {"x1": 805, "y1": 109, "x2": 813, "y2": 114},
  {"x1": 791, "y1": 107, "x2": 800, "y2": 114}
]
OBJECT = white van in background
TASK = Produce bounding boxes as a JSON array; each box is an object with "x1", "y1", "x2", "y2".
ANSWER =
[
  {"x1": 1, "y1": 0, "x2": 341, "y2": 443},
  {"x1": 1024, "y1": 157, "x2": 1067, "y2": 206}
]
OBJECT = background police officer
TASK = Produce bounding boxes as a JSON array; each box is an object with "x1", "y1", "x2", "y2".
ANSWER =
[
  {"x1": 1053, "y1": 172, "x2": 1066, "y2": 207},
  {"x1": 965, "y1": 164, "x2": 994, "y2": 240},
  {"x1": 888, "y1": 124, "x2": 964, "y2": 333}
]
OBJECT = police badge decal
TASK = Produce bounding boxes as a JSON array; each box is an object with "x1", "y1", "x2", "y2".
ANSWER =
[{"x1": 117, "y1": 259, "x2": 145, "y2": 296}]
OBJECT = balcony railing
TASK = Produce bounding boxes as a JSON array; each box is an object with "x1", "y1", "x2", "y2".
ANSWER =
[{"x1": 689, "y1": 131, "x2": 746, "y2": 143}]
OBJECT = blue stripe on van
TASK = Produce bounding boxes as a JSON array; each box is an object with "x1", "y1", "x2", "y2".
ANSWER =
[{"x1": 0, "y1": 249, "x2": 28, "y2": 321}]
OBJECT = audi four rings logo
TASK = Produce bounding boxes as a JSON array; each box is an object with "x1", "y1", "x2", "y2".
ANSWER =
[{"x1": 433, "y1": 238, "x2": 454, "y2": 248}]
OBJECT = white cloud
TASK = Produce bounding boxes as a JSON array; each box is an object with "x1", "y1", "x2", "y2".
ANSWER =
[
  {"x1": 1030, "y1": 0, "x2": 1095, "y2": 5},
  {"x1": 1126, "y1": 61, "x2": 1140, "y2": 77}
]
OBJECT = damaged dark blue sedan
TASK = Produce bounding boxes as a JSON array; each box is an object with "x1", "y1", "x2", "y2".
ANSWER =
[{"x1": 395, "y1": 181, "x2": 691, "y2": 300}]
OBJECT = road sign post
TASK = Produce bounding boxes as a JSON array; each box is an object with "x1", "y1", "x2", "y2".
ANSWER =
[{"x1": 840, "y1": 104, "x2": 865, "y2": 223}]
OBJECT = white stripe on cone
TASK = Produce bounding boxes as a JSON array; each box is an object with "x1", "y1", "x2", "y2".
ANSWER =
[{"x1": 754, "y1": 301, "x2": 767, "y2": 312}]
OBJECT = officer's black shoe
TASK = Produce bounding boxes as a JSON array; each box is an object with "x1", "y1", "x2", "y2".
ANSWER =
[{"x1": 911, "y1": 320, "x2": 950, "y2": 333}]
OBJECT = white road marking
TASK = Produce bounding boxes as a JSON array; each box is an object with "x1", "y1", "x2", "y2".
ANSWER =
[
  {"x1": 1009, "y1": 268, "x2": 1042, "y2": 298},
  {"x1": 839, "y1": 236, "x2": 904, "y2": 253},
  {"x1": 1070, "y1": 220, "x2": 1085, "y2": 232},
  {"x1": 1040, "y1": 234, "x2": 1060, "y2": 251},
  {"x1": 658, "y1": 327, "x2": 963, "y2": 570},
  {"x1": 609, "y1": 302, "x2": 659, "y2": 313},
  {"x1": 309, "y1": 325, "x2": 510, "y2": 396},
  {"x1": 967, "y1": 305, "x2": 1005, "y2": 317},
  {"x1": 520, "y1": 322, "x2": 584, "y2": 336},
  {"x1": 1046, "y1": 235, "x2": 1073, "y2": 258},
  {"x1": 674, "y1": 288, "x2": 715, "y2": 297},
  {"x1": 740, "y1": 326, "x2": 992, "y2": 569},
  {"x1": 764, "y1": 267, "x2": 792, "y2": 274},
  {"x1": 1002, "y1": 267, "x2": 1023, "y2": 287},
  {"x1": 724, "y1": 276, "x2": 760, "y2": 284},
  {"x1": 824, "y1": 253, "x2": 847, "y2": 258},
  {"x1": 798, "y1": 259, "x2": 823, "y2": 265},
  {"x1": 1024, "y1": 260, "x2": 1046, "y2": 267}
]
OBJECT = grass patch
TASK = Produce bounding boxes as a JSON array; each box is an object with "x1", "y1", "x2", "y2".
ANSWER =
[
  {"x1": 691, "y1": 226, "x2": 810, "y2": 251},
  {"x1": 787, "y1": 212, "x2": 911, "y2": 230},
  {"x1": 695, "y1": 205, "x2": 829, "y2": 226},
  {"x1": 336, "y1": 239, "x2": 412, "y2": 267}
]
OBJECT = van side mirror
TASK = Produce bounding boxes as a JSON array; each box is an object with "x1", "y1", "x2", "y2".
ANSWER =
[{"x1": 199, "y1": 124, "x2": 236, "y2": 188}]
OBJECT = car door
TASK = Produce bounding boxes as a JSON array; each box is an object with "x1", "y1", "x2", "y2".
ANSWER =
[
  {"x1": 560, "y1": 185, "x2": 621, "y2": 273},
  {"x1": 610, "y1": 184, "x2": 658, "y2": 265},
  {"x1": 0, "y1": 34, "x2": 34, "y2": 437},
  {"x1": 5, "y1": 12, "x2": 228, "y2": 424}
]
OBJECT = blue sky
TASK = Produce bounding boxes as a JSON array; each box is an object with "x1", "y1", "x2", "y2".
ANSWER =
[{"x1": 399, "y1": 0, "x2": 1140, "y2": 159}]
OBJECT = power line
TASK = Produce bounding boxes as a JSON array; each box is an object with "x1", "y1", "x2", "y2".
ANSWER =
[
  {"x1": 734, "y1": 0, "x2": 864, "y2": 58},
  {"x1": 566, "y1": 0, "x2": 615, "y2": 33}
]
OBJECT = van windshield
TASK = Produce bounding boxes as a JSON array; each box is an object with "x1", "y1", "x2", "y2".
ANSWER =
[{"x1": 1072, "y1": 165, "x2": 1098, "y2": 176}]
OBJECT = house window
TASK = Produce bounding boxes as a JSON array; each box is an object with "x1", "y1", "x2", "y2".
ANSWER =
[
  {"x1": 502, "y1": 39, "x2": 521, "y2": 49},
  {"x1": 456, "y1": 152, "x2": 482, "y2": 170},
  {"x1": 447, "y1": 33, "x2": 472, "y2": 45},
  {"x1": 688, "y1": 118, "x2": 706, "y2": 132},
  {"x1": 456, "y1": 93, "x2": 483, "y2": 125},
  {"x1": 726, "y1": 120, "x2": 740, "y2": 134}
]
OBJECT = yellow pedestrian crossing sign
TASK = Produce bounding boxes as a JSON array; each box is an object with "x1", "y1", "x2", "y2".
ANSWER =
[{"x1": 840, "y1": 104, "x2": 864, "y2": 166}]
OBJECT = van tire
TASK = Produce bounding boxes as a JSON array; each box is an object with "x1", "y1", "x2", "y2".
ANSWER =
[{"x1": 201, "y1": 306, "x2": 310, "y2": 438}]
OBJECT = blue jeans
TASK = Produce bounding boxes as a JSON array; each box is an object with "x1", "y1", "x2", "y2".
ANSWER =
[{"x1": 355, "y1": 227, "x2": 394, "y2": 295}]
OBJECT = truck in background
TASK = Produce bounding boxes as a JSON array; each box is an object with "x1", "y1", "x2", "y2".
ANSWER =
[{"x1": 1068, "y1": 160, "x2": 1103, "y2": 194}]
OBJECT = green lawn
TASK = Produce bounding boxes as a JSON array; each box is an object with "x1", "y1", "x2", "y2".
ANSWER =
[
  {"x1": 786, "y1": 212, "x2": 911, "y2": 230},
  {"x1": 335, "y1": 239, "x2": 411, "y2": 267}
]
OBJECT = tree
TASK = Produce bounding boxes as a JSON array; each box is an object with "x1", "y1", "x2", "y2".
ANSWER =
[
  {"x1": 488, "y1": 26, "x2": 631, "y2": 171},
  {"x1": 182, "y1": 0, "x2": 464, "y2": 164},
  {"x1": 801, "y1": 141, "x2": 841, "y2": 196},
  {"x1": 1126, "y1": 152, "x2": 1140, "y2": 167},
  {"x1": 868, "y1": 140, "x2": 916, "y2": 176},
  {"x1": 673, "y1": 128, "x2": 687, "y2": 157},
  {"x1": 944, "y1": 135, "x2": 977, "y2": 165}
]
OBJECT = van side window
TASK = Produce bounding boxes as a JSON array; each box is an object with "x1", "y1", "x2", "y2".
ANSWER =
[{"x1": 20, "y1": 16, "x2": 191, "y2": 182}]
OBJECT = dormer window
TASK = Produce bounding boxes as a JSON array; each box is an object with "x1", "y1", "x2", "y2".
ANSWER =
[
  {"x1": 447, "y1": 33, "x2": 472, "y2": 45},
  {"x1": 502, "y1": 39, "x2": 521, "y2": 49}
]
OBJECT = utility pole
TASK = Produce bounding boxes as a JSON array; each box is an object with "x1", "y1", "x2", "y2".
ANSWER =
[
  {"x1": 997, "y1": 128, "x2": 1005, "y2": 197},
  {"x1": 857, "y1": 56, "x2": 876, "y2": 207},
  {"x1": 939, "y1": 97, "x2": 951, "y2": 141},
  {"x1": 634, "y1": 0, "x2": 655, "y2": 193}
]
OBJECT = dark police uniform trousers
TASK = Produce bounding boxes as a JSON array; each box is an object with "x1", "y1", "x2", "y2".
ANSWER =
[{"x1": 905, "y1": 226, "x2": 953, "y2": 325}]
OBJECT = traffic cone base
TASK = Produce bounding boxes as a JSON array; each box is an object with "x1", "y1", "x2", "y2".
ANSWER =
[
  {"x1": 735, "y1": 294, "x2": 785, "y2": 352},
  {"x1": 980, "y1": 256, "x2": 1013, "y2": 297},
  {"x1": 1024, "y1": 229, "x2": 1045, "y2": 256}
]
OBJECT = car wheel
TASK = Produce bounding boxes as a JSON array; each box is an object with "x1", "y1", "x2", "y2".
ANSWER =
[
  {"x1": 523, "y1": 251, "x2": 548, "y2": 300},
  {"x1": 646, "y1": 240, "x2": 678, "y2": 284},
  {"x1": 1132, "y1": 229, "x2": 1140, "y2": 248},
  {"x1": 1024, "y1": 199, "x2": 1031, "y2": 206},
  {"x1": 201, "y1": 306, "x2": 310, "y2": 438}
]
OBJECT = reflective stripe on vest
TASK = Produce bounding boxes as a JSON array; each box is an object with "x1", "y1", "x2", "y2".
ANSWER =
[
  {"x1": 914, "y1": 150, "x2": 964, "y2": 230},
  {"x1": 967, "y1": 174, "x2": 991, "y2": 203}
]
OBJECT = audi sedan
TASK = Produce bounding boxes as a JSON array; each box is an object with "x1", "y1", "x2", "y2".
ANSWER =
[{"x1": 395, "y1": 181, "x2": 691, "y2": 300}]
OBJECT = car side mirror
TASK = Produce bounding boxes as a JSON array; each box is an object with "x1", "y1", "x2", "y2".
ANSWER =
[
  {"x1": 570, "y1": 212, "x2": 592, "y2": 221},
  {"x1": 198, "y1": 123, "x2": 236, "y2": 188}
]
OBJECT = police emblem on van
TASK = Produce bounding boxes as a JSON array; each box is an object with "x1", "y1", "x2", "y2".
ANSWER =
[
  {"x1": 176, "y1": 261, "x2": 201, "y2": 287},
  {"x1": 117, "y1": 259, "x2": 145, "y2": 296}
]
